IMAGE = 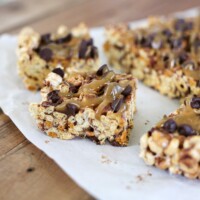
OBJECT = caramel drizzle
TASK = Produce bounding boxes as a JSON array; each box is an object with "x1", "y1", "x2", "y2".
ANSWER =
[{"x1": 55, "y1": 71, "x2": 128, "y2": 118}]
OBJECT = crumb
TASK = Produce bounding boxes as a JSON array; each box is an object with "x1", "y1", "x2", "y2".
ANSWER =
[
  {"x1": 101, "y1": 155, "x2": 112, "y2": 164},
  {"x1": 136, "y1": 175, "x2": 143, "y2": 182},
  {"x1": 126, "y1": 185, "x2": 131, "y2": 190},
  {"x1": 135, "y1": 170, "x2": 152, "y2": 183},
  {"x1": 145, "y1": 120, "x2": 150, "y2": 125},
  {"x1": 26, "y1": 167, "x2": 35, "y2": 173},
  {"x1": 22, "y1": 101, "x2": 29, "y2": 105},
  {"x1": 45, "y1": 140, "x2": 50, "y2": 144},
  {"x1": 147, "y1": 170, "x2": 152, "y2": 176}
]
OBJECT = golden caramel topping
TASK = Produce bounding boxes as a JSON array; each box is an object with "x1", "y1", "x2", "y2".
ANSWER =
[
  {"x1": 55, "y1": 69, "x2": 132, "y2": 118},
  {"x1": 158, "y1": 96, "x2": 200, "y2": 135}
]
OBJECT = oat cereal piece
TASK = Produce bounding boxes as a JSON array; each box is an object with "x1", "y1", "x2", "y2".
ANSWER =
[
  {"x1": 104, "y1": 16, "x2": 200, "y2": 98},
  {"x1": 29, "y1": 64, "x2": 136, "y2": 146},
  {"x1": 140, "y1": 95, "x2": 200, "y2": 179},
  {"x1": 17, "y1": 23, "x2": 99, "y2": 90}
]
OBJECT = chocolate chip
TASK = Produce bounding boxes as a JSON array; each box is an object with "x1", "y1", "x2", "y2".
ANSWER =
[
  {"x1": 69, "y1": 84, "x2": 79, "y2": 93},
  {"x1": 65, "y1": 103, "x2": 79, "y2": 117},
  {"x1": 78, "y1": 40, "x2": 88, "y2": 59},
  {"x1": 140, "y1": 35, "x2": 154, "y2": 48},
  {"x1": 121, "y1": 85, "x2": 132, "y2": 97},
  {"x1": 174, "y1": 19, "x2": 186, "y2": 30},
  {"x1": 178, "y1": 52, "x2": 188, "y2": 64},
  {"x1": 171, "y1": 38, "x2": 182, "y2": 49},
  {"x1": 89, "y1": 46, "x2": 98, "y2": 59},
  {"x1": 86, "y1": 38, "x2": 93, "y2": 46},
  {"x1": 96, "y1": 64, "x2": 108, "y2": 76},
  {"x1": 39, "y1": 48, "x2": 53, "y2": 62},
  {"x1": 47, "y1": 90, "x2": 62, "y2": 105},
  {"x1": 41, "y1": 33, "x2": 51, "y2": 44},
  {"x1": 178, "y1": 124, "x2": 195, "y2": 136},
  {"x1": 52, "y1": 68, "x2": 64, "y2": 78},
  {"x1": 163, "y1": 55, "x2": 169, "y2": 62},
  {"x1": 175, "y1": 19, "x2": 193, "y2": 31},
  {"x1": 55, "y1": 33, "x2": 72, "y2": 44},
  {"x1": 162, "y1": 29, "x2": 172, "y2": 37},
  {"x1": 190, "y1": 96, "x2": 200, "y2": 109},
  {"x1": 111, "y1": 97, "x2": 124, "y2": 113},
  {"x1": 163, "y1": 119, "x2": 177, "y2": 133}
]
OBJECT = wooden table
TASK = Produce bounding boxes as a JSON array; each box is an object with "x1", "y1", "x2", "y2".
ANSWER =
[{"x1": 0, "y1": 0, "x2": 199, "y2": 199}]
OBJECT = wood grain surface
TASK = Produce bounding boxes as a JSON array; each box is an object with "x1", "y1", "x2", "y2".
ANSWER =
[{"x1": 0, "y1": 0, "x2": 199, "y2": 199}]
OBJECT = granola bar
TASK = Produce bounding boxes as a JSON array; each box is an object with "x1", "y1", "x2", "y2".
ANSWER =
[
  {"x1": 140, "y1": 95, "x2": 200, "y2": 179},
  {"x1": 104, "y1": 17, "x2": 200, "y2": 98},
  {"x1": 29, "y1": 64, "x2": 136, "y2": 146},
  {"x1": 17, "y1": 23, "x2": 99, "y2": 90}
]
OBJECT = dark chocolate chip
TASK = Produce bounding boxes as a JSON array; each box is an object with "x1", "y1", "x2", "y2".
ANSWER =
[
  {"x1": 163, "y1": 119, "x2": 177, "y2": 133},
  {"x1": 178, "y1": 124, "x2": 195, "y2": 136},
  {"x1": 86, "y1": 38, "x2": 93, "y2": 46},
  {"x1": 163, "y1": 55, "x2": 169, "y2": 62},
  {"x1": 96, "y1": 64, "x2": 108, "y2": 76},
  {"x1": 121, "y1": 85, "x2": 132, "y2": 97},
  {"x1": 178, "y1": 52, "x2": 188, "y2": 64},
  {"x1": 52, "y1": 68, "x2": 64, "y2": 78},
  {"x1": 190, "y1": 96, "x2": 200, "y2": 109},
  {"x1": 171, "y1": 38, "x2": 182, "y2": 49},
  {"x1": 90, "y1": 46, "x2": 98, "y2": 59},
  {"x1": 39, "y1": 48, "x2": 53, "y2": 62},
  {"x1": 55, "y1": 33, "x2": 72, "y2": 44},
  {"x1": 65, "y1": 103, "x2": 79, "y2": 117},
  {"x1": 140, "y1": 35, "x2": 154, "y2": 48},
  {"x1": 175, "y1": 19, "x2": 193, "y2": 32},
  {"x1": 174, "y1": 19, "x2": 186, "y2": 31},
  {"x1": 69, "y1": 84, "x2": 79, "y2": 93},
  {"x1": 78, "y1": 40, "x2": 88, "y2": 59},
  {"x1": 162, "y1": 29, "x2": 172, "y2": 37},
  {"x1": 111, "y1": 97, "x2": 124, "y2": 113},
  {"x1": 47, "y1": 90, "x2": 62, "y2": 105},
  {"x1": 41, "y1": 33, "x2": 51, "y2": 44}
]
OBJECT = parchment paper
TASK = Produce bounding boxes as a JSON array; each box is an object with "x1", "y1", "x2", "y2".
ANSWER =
[{"x1": 0, "y1": 7, "x2": 199, "y2": 200}]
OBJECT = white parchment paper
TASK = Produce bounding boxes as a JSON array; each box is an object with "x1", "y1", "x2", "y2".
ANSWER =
[{"x1": 0, "y1": 8, "x2": 199, "y2": 200}]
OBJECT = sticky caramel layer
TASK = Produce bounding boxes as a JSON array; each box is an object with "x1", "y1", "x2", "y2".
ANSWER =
[{"x1": 157, "y1": 97, "x2": 200, "y2": 134}]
